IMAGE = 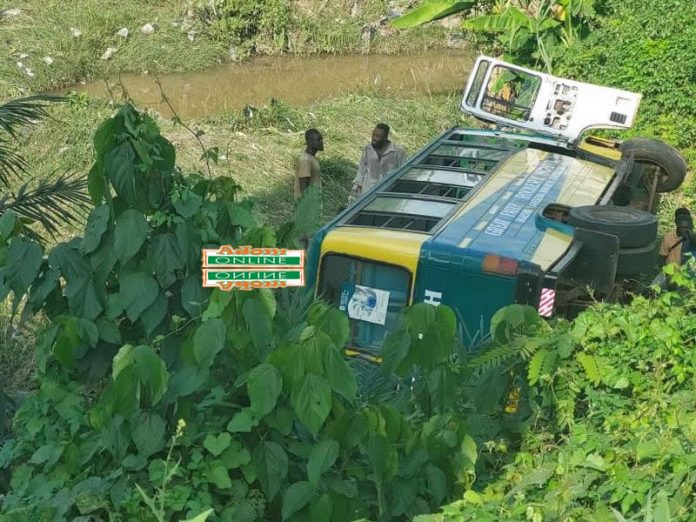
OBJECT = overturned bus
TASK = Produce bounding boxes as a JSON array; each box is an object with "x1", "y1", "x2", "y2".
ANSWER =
[{"x1": 306, "y1": 56, "x2": 687, "y2": 359}]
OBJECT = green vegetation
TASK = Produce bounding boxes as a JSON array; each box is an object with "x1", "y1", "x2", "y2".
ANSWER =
[
  {"x1": 0, "y1": 0, "x2": 694, "y2": 520},
  {"x1": 0, "y1": 0, "x2": 452, "y2": 98},
  {"x1": 556, "y1": 0, "x2": 696, "y2": 167},
  {"x1": 0, "y1": 103, "x2": 519, "y2": 521},
  {"x1": 393, "y1": 0, "x2": 600, "y2": 73},
  {"x1": 424, "y1": 264, "x2": 696, "y2": 521}
]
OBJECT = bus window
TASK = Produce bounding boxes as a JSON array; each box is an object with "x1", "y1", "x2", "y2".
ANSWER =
[
  {"x1": 465, "y1": 59, "x2": 489, "y2": 107},
  {"x1": 481, "y1": 66, "x2": 541, "y2": 122},
  {"x1": 317, "y1": 254, "x2": 411, "y2": 352}
]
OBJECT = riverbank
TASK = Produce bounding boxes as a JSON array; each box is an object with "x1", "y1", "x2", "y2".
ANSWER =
[{"x1": 0, "y1": 0, "x2": 462, "y2": 98}]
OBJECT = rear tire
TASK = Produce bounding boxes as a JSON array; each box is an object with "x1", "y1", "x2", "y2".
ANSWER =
[
  {"x1": 567, "y1": 205, "x2": 657, "y2": 248},
  {"x1": 616, "y1": 242, "x2": 658, "y2": 275},
  {"x1": 620, "y1": 138, "x2": 687, "y2": 193}
]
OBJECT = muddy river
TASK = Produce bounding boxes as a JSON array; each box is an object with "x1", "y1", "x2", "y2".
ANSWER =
[{"x1": 74, "y1": 49, "x2": 473, "y2": 119}]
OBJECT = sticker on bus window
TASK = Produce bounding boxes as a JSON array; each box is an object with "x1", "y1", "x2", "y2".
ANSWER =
[{"x1": 339, "y1": 282, "x2": 390, "y2": 325}]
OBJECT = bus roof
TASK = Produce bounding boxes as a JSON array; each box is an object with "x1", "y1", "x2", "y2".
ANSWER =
[{"x1": 327, "y1": 127, "x2": 617, "y2": 270}]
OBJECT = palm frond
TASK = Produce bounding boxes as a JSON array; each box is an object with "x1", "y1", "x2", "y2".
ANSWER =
[
  {"x1": 0, "y1": 96, "x2": 65, "y2": 187},
  {"x1": 0, "y1": 172, "x2": 91, "y2": 237},
  {"x1": 0, "y1": 95, "x2": 65, "y2": 139},
  {"x1": 0, "y1": 140, "x2": 27, "y2": 185}
]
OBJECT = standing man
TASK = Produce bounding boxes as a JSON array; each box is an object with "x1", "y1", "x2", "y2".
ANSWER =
[
  {"x1": 294, "y1": 128, "x2": 324, "y2": 201},
  {"x1": 350, "y1": 123, "x2": 406, "y2": 200}
]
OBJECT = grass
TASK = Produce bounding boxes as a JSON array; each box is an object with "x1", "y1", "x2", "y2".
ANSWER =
[
  {"x1": 0, "y1": 0, "x2": 457, "y2": 99},
  {"x1": 14, "y1": 90, "x2": 468, "y2": 227}
]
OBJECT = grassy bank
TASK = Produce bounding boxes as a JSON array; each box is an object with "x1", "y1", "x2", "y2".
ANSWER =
[
  {"x1": 17, "y1": 91, "x2": 467, "y2": 226},
  {"x1": 0, "y1": 0, "x2": 456, "y2": 98}
]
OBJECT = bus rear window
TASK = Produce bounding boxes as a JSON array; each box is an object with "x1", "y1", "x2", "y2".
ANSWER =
[{"x1": 317, "y1": 254, "x2": 411, "y2": 352}]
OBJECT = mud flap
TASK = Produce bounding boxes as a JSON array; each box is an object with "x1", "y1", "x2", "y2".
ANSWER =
[{"x1": 554, "y1": 227, "x2": 619, "y2": 297}]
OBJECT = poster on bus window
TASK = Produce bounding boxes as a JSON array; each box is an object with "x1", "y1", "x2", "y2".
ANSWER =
[{"x1": 339, "y1": 282, "x2": 390, "y2": 326}]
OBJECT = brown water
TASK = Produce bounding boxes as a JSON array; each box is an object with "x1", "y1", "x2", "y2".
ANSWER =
[{"x1": 75, "y1": 49, "x2": 473, "y2": 119}]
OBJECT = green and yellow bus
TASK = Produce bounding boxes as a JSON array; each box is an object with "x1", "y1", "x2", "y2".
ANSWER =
[{"x1": 306, "y1": 57, "x2": 686, "y2": 359}]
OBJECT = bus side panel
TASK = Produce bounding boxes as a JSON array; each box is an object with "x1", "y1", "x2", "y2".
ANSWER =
[{"x1": 413, "y1": 265, "x2": 517, "y2": 348}]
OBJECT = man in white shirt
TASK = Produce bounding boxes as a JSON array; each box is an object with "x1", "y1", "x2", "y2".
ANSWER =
[{"x1": 350, "y1": 123, "x2": 406, "y2": 200}]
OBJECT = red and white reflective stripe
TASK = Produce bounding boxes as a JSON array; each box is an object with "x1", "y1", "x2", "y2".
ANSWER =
[{"x1": 538, "y1": 288, "x2": 556, "y2": 317}]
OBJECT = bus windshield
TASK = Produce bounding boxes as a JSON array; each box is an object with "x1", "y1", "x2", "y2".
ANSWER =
[{"x1": 317, "y1": 254, "x2": 411, "y2": 353}]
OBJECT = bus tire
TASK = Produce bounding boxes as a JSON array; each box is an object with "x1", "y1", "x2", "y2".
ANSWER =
[
  {"x1": 616, "y1": 242, "x2": 658, "y2": 275},
  {"x1": 620, "y1": 138, "x2": 687, "y2": 193},
  {"x1": 567, "y1": 205, "x2": 657, "y2": 248}
]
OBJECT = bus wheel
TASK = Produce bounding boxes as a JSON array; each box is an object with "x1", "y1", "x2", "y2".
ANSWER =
[
  {"x1": 567, "y1": 205, "x2": 657, "y2": 248},
  {"x1": 616, "y1": 242, "x2": 658, "y2": 275},
  {"x1": 620, "y1": 138, "x2": 687, "y2": 193}
]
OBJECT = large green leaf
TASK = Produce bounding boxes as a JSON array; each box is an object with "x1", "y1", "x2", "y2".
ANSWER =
[
  {"x1": 140, "y1": 291, "x2": 168, "y2": 337},
  {"x1": 49, "y1": 242, "x2": 103, "y2": 320},
  {"x1": 89, "y1": 230, "x2": 116, "y2": 284},
  {"x1": 181, "y1": 274, "x2": 208, "y2": 316},
  {"x1": 309, "y1": 494, "x2": 332, "y2": 522},
  {"x1": 254, "y1": 441, "x2": 288, "y2": 501},
  {"x1": 27, "y1": 266, "x2": 60, "y2": 310},
  {"x1": 114, "y1": 210, "x2": 149, "y2": 265},
  {"x1": 53, "y1": 316, "x2": 99, "y2": 369},
  {"x1": 426, "y1": 464, "x2": 447, "y2": 505},
  {"x1": 380, "y1": 327, "x2": 411, "y2": 377},
  {"x1": 101, "y1": 415, "x2": 131, "y2": 460},
  {"x1": 176, "y1": 221, "x2": 202, "y2": 271},
  {"x1": 105, "y1": 142, "x2": 138, "y2": 206},
  {"x1": 282, "y1": 481, "x2": 314, "y2": 521},
  {"x1": 113, "y1": 344, "x2": 135, "y2": 379},
  {"x1": 391, "y1": 0, "x2": 474, "y2": 29},
  {"x1": 462, "y1": 6, "x2": 531, "y2": 33},
  {"x1": 268, "y1": 344, "x2": 306, "y2": 391},
  {"x1": 131, "y1": 410, "x2": 166, "y2": 458},
  {"x1": 207, "y1": 462, "x2": 233, "y2": 489},
  {"x1": 4, "y1": 238, "x2": 42, "y2": 296},
  {"x1": 323, "y1": 348, "x2": 357, "y2": 403},
  {"x1": 173, "y1": 190, "x2": 202, "y2": 219},
  {"x1": 428, "y1": 366, "x2": 455, "y2": 414},
  {"x1": 368, "y1": 434, "x2": 399, "y2": 484},
  {"x1": 247, "y1": 363, "x2": 283, "y2": 418},
  {"x1": 133, "y1": 344, "x2": 169, "y2": 405},
  {"x1": 242, "y1": 297, "x2": 273, "y2": 352},
  {"x1": 87, "y1": 162, "x2": 107, "y2": 205},
  {"x1": 308, "y1": 303, "x2": 349, "y2": 347},
  {"x1": 147, "y1": 233, "x2": 184, "y2": 289},
  {"x1": 228, "y1": 203, "x2": 257, "y2": 229},
  {"x1": 291, "y1": 374, "x2": 332, "y2": 436},
  {"x1": 193, "y1": 319, "x2": 227, "y2": 369},
  {"x1": 66, "y1": 278, "x2": 103, "y2": 321},
  {"x1": 96, "y1": 317, "x2": 122, "y2": 345},
  {"x1": 81, "y1": 204, "x2": 110, "y2": 254},
  {"x1": 119, "y1": 272, "x2": 159, "y2": 322},
  {"x1": 307, "y1": 439, "x2": 339, "y2": 487},
  {"x1": 113, "y1": 366, "x2": 139, "y2": 416}
]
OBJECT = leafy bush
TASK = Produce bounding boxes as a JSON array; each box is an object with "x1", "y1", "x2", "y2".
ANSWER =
[
  {"x1": 0, "y1": 103, "x2": 528, "y2": 521},
  {"x1": 195, "y1": 0, "x2": 293, "y2": 53},
  {"x1": 425, "y1": 267, "x2": 696, "y2": 521}
]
